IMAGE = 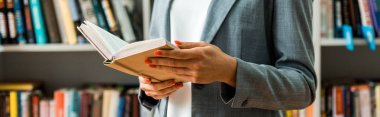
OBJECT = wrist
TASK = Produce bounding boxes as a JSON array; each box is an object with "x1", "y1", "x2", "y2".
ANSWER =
[{"x1": 221, "y1": 56, "x2": 237, "y2": 87}]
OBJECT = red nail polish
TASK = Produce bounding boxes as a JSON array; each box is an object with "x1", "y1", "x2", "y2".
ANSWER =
[
  {"x1": 176, "y1": 83, "x2": 184, "y2": 88},
  {"x1": 144, "y1": 59, "x2": 152, "y2": 64},
  {"x1": 149, "y1": 65, "x2": 157, "y2": 68},
  {"x1": 169, "y1": 80, "x2": 176, "y2": 85},
  {"x1": 144, "y1": 78, "x2": 151, "y2": 83},
  {"x1": 154, "y1": 51, "x2": 162, "y2": 56},
  {"x1": 175, "y1": 40, "x2": 182, "y2": 45}
]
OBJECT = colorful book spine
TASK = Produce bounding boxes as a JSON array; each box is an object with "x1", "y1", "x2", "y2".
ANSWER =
[
  {"x1": 31, "y1": 95, "x2": 39, "y2": 117},
  {"x1": 14, "y1": 0, "x2": 25, "y2": 44},
  {"x1": 117, "y1": 96, "x2": 125, "y2": 117},
  {"x1": 334, "y1": 0, "x2": 343, "y2": 38},
  {"x1": 16, "y1": 92, "x2": 21, "y2": 117},
  {"x1": 101, "y1": 0, "x2": 117, "y2": 33},
  {"x1": 29, "y1": 0, "x2": 47, "y2": 44},
  {"x1": 91, "y1": 0, "x2": 109, "y2": 31},
  {"x1": 41, "y1": 0, "x2": 61, "y2": 43},
  {"x1": 0, "y1": 0, "x2": 7, "y2": 44},
  {"x1": 342, "y1": 0, "x2": 354, "y2": 51},
  {"x1": 23, "y1": 0, "x2": 34, "y2": 43},
  {"x1": 9, "y1": 91, "x2": 18, "y2": 117},
  {"x1": 54, "y1": 91, "x2": 64, "y2": 117},
  {"x1": 78, "y1": 0, "x2": 98, "y2": 25},
  {"x1": 111, "y1": 0, "x2": 136, "y2": 42},
  {"x1": 6, "y1": 0, "x2": 17, "y2": 43},
  {"x1": 54, "y1": 0, "x2": 76, "y2": 45},
  {"x1": 369, "y1": 0, "x2": 380, "y2": 36},
  {"x1": 69, "y1": 0, "x2": 83, "y2": 44},
  {"x1": 358, "y1": 0, "x2": 376, "y2": 51}
]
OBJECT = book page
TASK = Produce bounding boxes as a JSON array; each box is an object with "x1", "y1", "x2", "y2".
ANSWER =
[{"x1": 85, "y1": 21, "x2": 128, "y2": 55}]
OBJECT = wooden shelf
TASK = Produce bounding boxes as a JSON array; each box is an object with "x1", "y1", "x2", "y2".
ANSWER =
[
  {"x1": 321, "y1": 38, "x2": 380, "y2": 46},
  {"x1": 0, "y1": 44, "x2": 95, "y2": 52}
]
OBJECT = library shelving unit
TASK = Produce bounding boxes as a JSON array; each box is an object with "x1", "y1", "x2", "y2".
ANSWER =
[
  {"x1": 0, "y1": 0, "x2": 154, "y2": 95},
  {"x1": 2, "y1": 1, "x2": 374, "y2": 117}
]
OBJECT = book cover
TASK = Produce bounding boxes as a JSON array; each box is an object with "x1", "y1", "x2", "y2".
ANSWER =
[
  {"x1": 91, "y1": 0, "x2": 109, "y2": 31},
  {"x1": 54, "y1": 91, "x2": 64, "y2": 117},
  {"x1": 0, "y1": 0, "x2": 8, "y2": 44},
  {"x1": 22, "y1": 0, "x2": 34, "y2": 43},
  {"x1": 9, "y1": 91, "x2": 17, "y2": 117},
  {"x1": 14, "y1": 0, "x2": 26, "y2": 44},
  {"x1": 41, "y1": 0, "x2": 61, "y2": 43},
  {"x1": 29, "y1": 0, "x2": 47, "y2": 44},
  {"x1": 6, "y1": 0, "x2": 16, "y2": 43},
  {"x1": 111, "y1": 0, "x2": 136, "y2": 42}
]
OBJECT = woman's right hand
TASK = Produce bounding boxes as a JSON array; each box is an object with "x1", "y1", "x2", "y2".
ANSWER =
[{"x1": 139, "y1": 76, "x2": 183, "y2": 100}]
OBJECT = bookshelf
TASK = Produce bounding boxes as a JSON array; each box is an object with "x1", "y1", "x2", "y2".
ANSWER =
[
  {"x1": 321, "y1": 38, "x2": 380, "y2": 46},
  {"x1": 0, "y1": 44, "x2": 95, "y2": 52}
]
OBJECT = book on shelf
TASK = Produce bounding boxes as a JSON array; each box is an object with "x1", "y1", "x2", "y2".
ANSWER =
[
  {"x1": 0, "y1": 83, "x2": 141, "y2": 117},
  {"x1": 78, "y1": 21, "x2": 180, "y2": 82},
  {"x1": 321, "y1": 83, "x2": 380, "y2": 117},
  {"x1": 320, "y1": 0, "x2": 378, "y2": 51},
  {"x1": 0, "y1": 0, "x2": 148, "y2": 45}
]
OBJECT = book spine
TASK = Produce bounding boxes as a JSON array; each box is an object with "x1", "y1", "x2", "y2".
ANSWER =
[
  {"x1": 117, "y1": 96, "x2": 125, "y2": 117},
  {"x1": 14, "y1": 0, "x2": 25, "y2": 44},
  {"x1": 0, "y1": 0, "x2": 8, "y2": 44},
  {"x1": 9, "y1": 91, "x2": 17, "y2": 117},
  {"x1": 111, "y1": 0, "x2": 136, "y2": 42},
  {"x1": 31, "y1": 95, "x2": 39, "y2": 117},
  {"x1": 101, "y1": 0, "x2": 117, "y2": 33},
  {"x1": 21, "y1": 92, "x2": 30, "y2": 117},
  {"x1": 39, "y1": 100, "x2": 48, "y2": 117},
  {"x1": 16, "y1": 92, "x2": 21, "y2": 117},
  {"x1": 5, "y1": 94, "x2": 10, "y2": 117},
  {"x1": 333, "y1": 86, "x2": 344, "y2": 117},
  {"x1": 6, "y1": 0, "x2": 16, "y2": 43},
  {"x1": 342, "y1": 0, "x2": 354, "y2": 51},
  {"x1": 369, "y1": 0, "x2": 380, "y2": 36},
  {"x1": 29, "y1": 0, "x2": 47, "y2": 44},
  {"x1": 91, "y1": 0, "x2": 109, "y2": 31},
  {"x1": 69, "y1": 0, "x2": 84, "y2": 44},
  {"x1": 78, "y1": 0, "x2": 97, "y2": 24},
  {"x1": 49, "y1": 100, "x2": 54, "y2": 117},
  {"x1": 59, "y1": 0, "x2": 77, "y2": 45},
  {"x1": 334, "y1": 0, "x2": 343, "y2": 38},
  {"x1": 54, "y1": 91, "x2": 64, "y2": 117},
  {"x1": 22, "y1": 0, "x2": 33, "y2": 43},
  {"x1": 41, "y1": 0, "x2": 61, "y2": 43},
  {"x1": 358, "y1": 0, "x2": 376, "y2": 51}
]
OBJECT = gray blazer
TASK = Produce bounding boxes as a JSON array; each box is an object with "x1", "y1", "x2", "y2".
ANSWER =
[{"x1": 139, "y1": 0, "x2": 316, "y2": 117}]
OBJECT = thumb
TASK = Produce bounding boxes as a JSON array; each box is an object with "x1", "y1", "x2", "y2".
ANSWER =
[{"x1": 175, "y1": 40, "x2": 208, "y2": 49}]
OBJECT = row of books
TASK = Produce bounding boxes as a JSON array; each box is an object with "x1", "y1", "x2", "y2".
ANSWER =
[
  {"x1": 320, "y1": 0, "x2": 380, "y2": 51},
  {"x1": 0, "y1": 0, "x2": 142, "y2": 45},
  {"x1": 320, "y1": 83, "x2": 379, "y2": 117},
  {"x1": 0, "y1": 83, "x2": 141, "y2": 117}
]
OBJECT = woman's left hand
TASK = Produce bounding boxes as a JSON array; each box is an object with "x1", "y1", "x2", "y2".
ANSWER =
[{"x1": 144, "y1": 41, "x2": 237, "y2": 87}]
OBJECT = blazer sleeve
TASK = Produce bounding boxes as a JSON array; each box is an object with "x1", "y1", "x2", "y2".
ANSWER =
[
  {"x1": 138, "y1": 89, "x2": 160, "y2": 110},
  {"x1": 220, "y1": 0, "x2": 316, "y2": 110}
]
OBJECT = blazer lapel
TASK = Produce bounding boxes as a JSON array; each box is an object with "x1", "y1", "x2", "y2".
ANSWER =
[{"x1": 201, "y1": 0, "x2": 237, "y2": 43}]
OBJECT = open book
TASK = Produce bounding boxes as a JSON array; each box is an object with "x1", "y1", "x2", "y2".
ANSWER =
[{"x1": 77, "y1": 21, "x2": 178, "y2": 82}]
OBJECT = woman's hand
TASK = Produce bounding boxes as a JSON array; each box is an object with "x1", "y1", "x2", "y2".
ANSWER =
[
  {"x1": 145, "y1": 41, "x2": 237, "y2": 87},
  {"x1": 139, "y1": 76, "x2": 183, "y2": 100}
]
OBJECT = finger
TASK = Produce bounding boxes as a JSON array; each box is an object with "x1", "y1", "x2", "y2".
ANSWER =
[
  {"x1": 146, "y1": 83, "x2": 183, "y2": 96},
  {"x1": 175, "y1": 41, "x2": 208, "y2": 49},
  {"x1": 154, "y1": 49, "x2": 196, "y2": 59},
  {"x1": 153, "y1": 65, "x2": 193, "y2": 76},
  {"x1": 142, "y1": 79, "x2": 177, "y2": 91},
  {"x1": 147, "y1": 58, "x2": 193, "y2": 68},
  {"x1": 138, "y1": 76, "x2": 151, "y2": 84}
]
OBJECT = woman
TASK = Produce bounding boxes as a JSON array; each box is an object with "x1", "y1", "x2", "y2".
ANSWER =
[{"x1": 138, "y1": 0, "x2": 316, "y2": 117}]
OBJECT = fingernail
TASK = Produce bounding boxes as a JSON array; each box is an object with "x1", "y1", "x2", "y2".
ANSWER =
[
  {"x1": 176, "y1": 83, "x2": 184, "y2": 88},
  {"x1": 168, "y1": 80, "x2": 176, "y2": 85},
  {"x1": 175, "y1": 40, "x2": 182, "y2": 45},
  {"x1": 154, "y1": 50, "x2": 162, "y2": 56},
  {"x1": 144, "y1": 59, "x2": 152, "y2": 64},
  {"x1": 149, "y1": 65, "x2": 157, "y2": 68},
  {"x1": 144, "y1": 78, "x2": 151, "y2": 83}
]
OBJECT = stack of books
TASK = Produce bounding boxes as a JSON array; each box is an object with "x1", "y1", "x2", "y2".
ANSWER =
[
  {"x1": 320, "y1": 82, "x2": 380, "y2": 117},
  {"x1": 0, "y1": 0, "x2": 141, "y2": 45},
  {"x1": 320, "y1": 0, "x2": 380, "y2": 51},
  {"x1": 0, "y1": 83, "x2": 140, "y2": 117}
]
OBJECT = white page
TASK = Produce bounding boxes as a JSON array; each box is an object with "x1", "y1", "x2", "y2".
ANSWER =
[
  {"x1": 79, "y1": 25, "x2": 113, "y2": 59},
  {"x1": 85, "y1": 21, "x2": 127, "y2": 54}
]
